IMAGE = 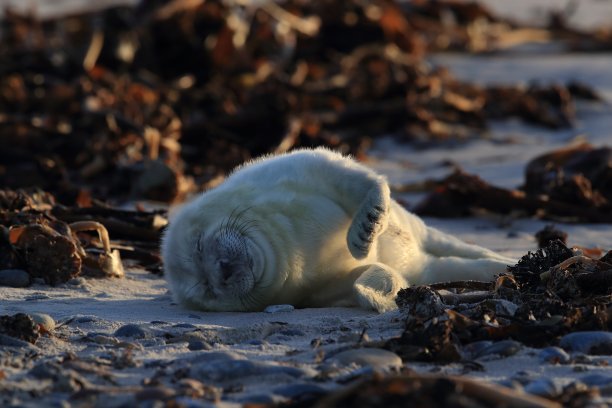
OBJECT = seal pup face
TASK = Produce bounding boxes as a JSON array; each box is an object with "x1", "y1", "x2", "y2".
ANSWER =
[{"x1": 163, "y1": 206, "x2": 269, "y2": 311}]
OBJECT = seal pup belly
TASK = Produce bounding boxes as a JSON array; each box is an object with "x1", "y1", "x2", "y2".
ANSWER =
[{"x1": 161, "y1": 147, "x2": 515, "y2": 313}]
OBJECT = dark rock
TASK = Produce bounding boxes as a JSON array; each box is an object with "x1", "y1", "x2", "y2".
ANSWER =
[
  {"x1": 188, "y1": 340, "x2": 211, "y2": 351},
  {"x1": 114, "y1": 324, "x2": 151, "y2": 339},
  {"x1": 474, "y1": 340, "x2": 523, "y2": 359},
  {"x1": 329, "y1": 348, "x2": 402, "y2": 370},
  {"x1": 273, "y1": 383, "x2": 328, "y2": 399},
  {"x1": 0, "y1": 313, "x2": 40, "y2": 343},
  {"x1": 0, "y1": 269, "x2": 30, "y2": 287},
  {"x1": 560, "y1": 331, "x2": 612, "y2": 355},
  {"x1": 538, "y1": 346, "x2": 570, "y2": 364}
]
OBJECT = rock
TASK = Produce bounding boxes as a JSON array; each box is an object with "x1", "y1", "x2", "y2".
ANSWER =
[
  {"x1": 188, "y1": 340, "x2": 211, "y2": 351},
  {"x1": 0, "y1": 269, "x2": 30, "y2": 287},
  {"x1": 273, "y1": 383, "x2": 328, "y2": 398},
  {"x1": 560, "y1": 331, "x2": 612, "y2": 355},
  {"x1": 462, "y1": 340, "x2": 493, "y2": 359},
  {"x1": 524, "y1": 378, "x2": 561, "y2": 398},
  {"x1": 0, "y1": 333, "x2": 38, "y2": 349},
  {"x1": 190, "y1": 358, "x2": 313, "y2": 382},
  {"x1": 29, "y1": 312, "x2": 55, "y2": 331},
  {"x1": 135, "y1": 386, "x2": 176, "y2": 401},
  {"x1": 579, "y1": 373, "x2": 612, "y2": 387},
  {"x1": 538, "y1": 346, "x2": 570, "y2": 364},
  {"x1": 114, "y1": 324, "x2": 151, "y2": 339},
  {"x1": 474, "y1": 340, "x2": 523, "y2": 359},
  {"x1": 0, "y1": 313, "x2": 40, "y2": 343},
  {"x1": 264, "y1": 304, "x2": 295, "y2": 313},
  {"x1": 329, "y1": 348, "x2": 402, "y2": 370}
]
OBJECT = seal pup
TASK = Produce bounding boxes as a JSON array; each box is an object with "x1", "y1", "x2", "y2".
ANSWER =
[{"x1": 162, "y1": 148, "x2": 514, "y2": 313}]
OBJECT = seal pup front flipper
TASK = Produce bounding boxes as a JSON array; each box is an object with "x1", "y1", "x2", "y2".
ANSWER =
[
  {"x1": 346, "y1": 178, "x2": 391, "y2": 259},
  {"x1": 352, "y1": 263, "x2": 408, "y2": 313}
]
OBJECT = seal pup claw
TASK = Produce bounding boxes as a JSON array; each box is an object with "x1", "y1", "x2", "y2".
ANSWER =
[{"x1": 162, "y1": 147, "x2": 515, "y2": 313}]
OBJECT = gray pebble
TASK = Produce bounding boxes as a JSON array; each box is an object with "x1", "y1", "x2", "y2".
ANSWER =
[
  {"x1": 475, "y1": 340, "x2": 523, "y2": 359},
  {"x1": 114, "y1": 324, "x2": 151, "y2": 339},
  {"x1": 524, "y1": 378, "x2": 561, "y2": 398},
  {"x1": 67, "y1": 277, "x2": 86, "y2": 286},
  {"x1": 0, "y1": 269, "x2": 30, "y2": 287},
  {"x1": 188, "y1": 341, "x2": 211, "y2": 351},
  {"x1": 560, "y1": 331, "x2": 612, "y2": 355},
  {"x1": 273, "y1": 383, "x2": 328, "y2": 398},
  {"x1": 264, "y1": 304, "x2": 295, "y2": 313},
  {"x1": 29, "y1": 312, "x2": 55, "y2": 331},
  {"x1": 190, "y1": 359, "x2": 313, "y2": 382},
  {"x1": 579, "y1": 373, "x2": 612, "y2": 387},
  {"x1": 329, "y1": 348, "x2": 402, "y2": 370},
  {"x1": 173, "y1": 323, "x2": 197, "y2": 329},
  {"x1": 462, "y1": 340, "x2": 493, "y2": 359},
  {"x1": 0, "y1": 333, "x2": 37, "y2": 349},
  {"x1": 538, "y1": 346, "x2": 570, "y2": 364}
]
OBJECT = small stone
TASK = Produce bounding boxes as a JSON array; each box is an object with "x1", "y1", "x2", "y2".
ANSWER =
[
  {"x1": 273, "y1": 383, "x2": 328, "y2": 398},
  {"x1": 135, "y1": 386, "x2": 176, "y2": 401},
  {"x1": 329, "y1": 348, "x2": 402, "y2": 370},
  {"x1": 0, "y1": 333, "x2": 38, "y2": 349},
  {"x1": 524, "y1": 378, "x2": 561, "y2": 398},
  {"x1": 28, "y1": 312, "x2": 55, "y2": 331},
  {"x1": 190, "y1": 358, "x2": 313, "y2": 382},
  {"x1": 560, "y1": 331, "x2": 612, "y2": 355},
  {"x1": 264, "y1": 304, "x2": 295, "y2": 313},
  {"x1": 579, "y1": 373, "x2": 612, "y2": 387},
  {"x1": 475, "y1": 340, "x2": 523, "y2": 359},
  {"x1": 188, "y1": 340, "x2": 211, "y2": 351},
  {"x1": 0, "y1": 269, "x2": 30, "y2": 287},
  {"x1": 114, "y1": 324, "x2": 151, "y2": 339},
  {"x1": 67, "y1": 277, "x2": 86, "y2": 286},
  {"x1": 538, "y1": 346, "x2": 570, "y2": 364},
  {"x1": 173, "y1": 323, "x2": 197, "y2": 329}
]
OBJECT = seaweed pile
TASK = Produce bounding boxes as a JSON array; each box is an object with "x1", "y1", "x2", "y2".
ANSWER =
[
  {"x1": 0, "y1": 0, "x2": 606, "y2": 206},
  {"x1": 415, "y1": 143, "x2": 612, "y2": 222}
]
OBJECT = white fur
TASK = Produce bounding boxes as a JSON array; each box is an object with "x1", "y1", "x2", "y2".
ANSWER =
[{"x1": 161, "y1": 148, "x2": 515, "y2": 313}]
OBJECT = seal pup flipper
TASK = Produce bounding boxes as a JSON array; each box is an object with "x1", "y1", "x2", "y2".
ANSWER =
[
  {"x1": 419, "y1": 256, "x2": 509, "y2": 284},
  {"x1": 347, "y1": 179, "x2": 391, "y2": 259},
  {"x1": 423, "y1": 227, "x2": 515, "y2": 264},
  {"x1": 353, "y1": 263, "x2": 407, "y2": 312}
]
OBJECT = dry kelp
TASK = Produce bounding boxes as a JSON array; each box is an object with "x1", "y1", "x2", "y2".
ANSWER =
[
  {"x1": 0, "y1": 0, "x2": 605, "y2": 207},
  {"x1": 386, "y1": 240, "x2": 611, "y2": 365},
  {"x1": 0, "y1": 188, "x2": 165, "y2": 284},
  {"x1": 415, "y1": 143, "x2": 612, "y2": 222}
]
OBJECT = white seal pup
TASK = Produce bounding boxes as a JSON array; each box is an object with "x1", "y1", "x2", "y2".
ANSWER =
[{"x1": 161, "y1": 148, "x2": 514, "y2": 313}]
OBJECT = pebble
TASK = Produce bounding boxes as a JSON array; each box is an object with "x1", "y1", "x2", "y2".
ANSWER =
[
  {"x1": 273, "y1": 383, "x2": 328, "y2": 398},
  {"x1": 524, "y1": 378, "x2": 561, "y2": 398},
  {"x1": 538, "y1": 346, "x2": 571, "y2": 364},
  {"x1": 264, "y1": 304, "x2": 295, "y2": 313},
  {"x1": 190, "y1": 358, "x2": 313, "y2": 382},
  {"x1": 114, "y1": 324, "x2": 152, "y2": 339},
  {"x1": 135, "y1": 386, "x2": 176, "y2": 401},
  {"x1": 29, "y1": 312, "x2": 55, "y2": 331},
  {"x1": 0, "y1": 333, "x2": 37, "y2": 349},
  {"x1": 560, "y1": 331, "x2": 612, "y2": 355},
  {"x1": 579, "y1": 373, "x2": 612, "y2": 387},
  {"x1": 188, "y1": 340, "x2": 211, "y2": 351},
  {"x1": 462, "y1": 340, "x2": 493, "y2": 359},
  {"x1": 0, "y1": 269, "x2": 30, "y2": 287},
  {"x1": 329, "y1": 348, "x2": 402, "y2": 370},
  {"x1": 67, "y1": 277, "x2": 86, "y2": 286},
  {"x1": 474, "y1": 340, "x2": 523, "y2": 359}
]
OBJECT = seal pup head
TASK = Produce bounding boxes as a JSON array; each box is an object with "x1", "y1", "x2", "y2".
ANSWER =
[{"x1": 162, "y1": 204, "x2": 272, "y2": 311}]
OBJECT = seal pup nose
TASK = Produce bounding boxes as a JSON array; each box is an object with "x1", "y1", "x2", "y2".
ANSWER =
[{"x1": 219, "y1": 260, "x2": 233, "y2": 281}]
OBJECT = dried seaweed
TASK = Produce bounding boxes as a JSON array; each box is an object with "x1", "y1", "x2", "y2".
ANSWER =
[
  {"x1": 0, "y1": 313, "x2": 40, "y2": 344},
  {"x1": 386, "y1": 241, "x2": 611, "y2": 363}
]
